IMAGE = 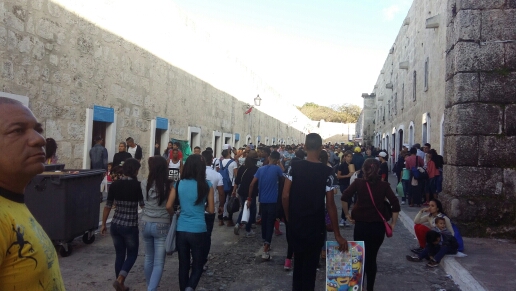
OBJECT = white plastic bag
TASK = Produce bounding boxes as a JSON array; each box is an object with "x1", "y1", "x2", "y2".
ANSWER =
[
  {"x1": 241, "y1": 200, "x2": 250, "y2": 224},
  {"x1": 350, "y1": 171, "x2": 359, "y2": 185}
]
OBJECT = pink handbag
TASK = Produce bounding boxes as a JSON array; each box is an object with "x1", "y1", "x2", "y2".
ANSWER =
[{"x1": 366, "y1": 182, "x2": 393, "y2": 238}]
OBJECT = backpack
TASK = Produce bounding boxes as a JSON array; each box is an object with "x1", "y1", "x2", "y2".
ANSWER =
[
  {"x1": 411, "y1": 156, "x2": 429, "y2": 180},
  {"x1": 219, "y1": 159, "x2": 234, "y2": 192}
]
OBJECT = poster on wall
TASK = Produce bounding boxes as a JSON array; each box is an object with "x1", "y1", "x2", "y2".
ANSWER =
[{"x1": 326, "y1": 241, "x2": 365, "y2": 291}]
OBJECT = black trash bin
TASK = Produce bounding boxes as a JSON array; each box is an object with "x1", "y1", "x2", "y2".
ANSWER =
[{"x1": 25, "y1": 169, "x2": 105, "y2": 257}]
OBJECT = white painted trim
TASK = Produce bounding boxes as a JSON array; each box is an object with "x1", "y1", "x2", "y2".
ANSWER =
[
  {"x1": 409, "y1": 121, "x2": 415, "y2": 146},
  {"x1": 82, "y1": 110, "x2": 116, "y2": 168},
  {"x1": 105, "y1": 114, "x2": 117, "y2": 163},
  {"x1": 212, "y1": 131, "x2": 222, "y2": 158},
  {"x1": 82, "y1": 109, "x2": 94, "y2": 169},
  {"x1": 0, "y1": 92, "x2": 29, "y2": 106},
  {"x1": 149, "y1": 120, "x2": 157, "y2": 157},
  {"x1": 233, "y1": 134, "x2": 240, "y2": 148},
  {"x1": 222, "y1": 132, "x2": 233, "y2": 147},
  {"x1": 188, "y1": 126, "x2": 201, "y2": 150},
  {"x1": 440, "y1": 114, "x2": 445, "y2": 155}
]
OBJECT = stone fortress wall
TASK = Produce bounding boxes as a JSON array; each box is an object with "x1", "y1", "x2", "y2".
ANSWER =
[
  {"x1": 358, "y1": 0, "x2": 448, "y2": 155},
  {"x1": 358, "y1": 0, "x2": 516, "y2": 238},
  {"x1": 0, "y1": 0, "x2": 308, "y2": 174}
]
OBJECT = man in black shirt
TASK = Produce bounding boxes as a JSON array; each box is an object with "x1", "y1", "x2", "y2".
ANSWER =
[
  {"x1": 378, "y1": 151, "x2": 389, "y2": 182},
  {"x1": 282, "y1": 133, "x2": 348, "y2": 291}
]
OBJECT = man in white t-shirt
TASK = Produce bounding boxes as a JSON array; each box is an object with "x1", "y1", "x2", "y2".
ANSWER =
[
  {"x1": 219, "y1": 149, "x2": 238, "y2": 226},
  {"x1": 202, "y1": 150, "x2": 224, "y2": 269},
  {"x1": 125, "y1": 137, "x2": 143, "y2": 161}
]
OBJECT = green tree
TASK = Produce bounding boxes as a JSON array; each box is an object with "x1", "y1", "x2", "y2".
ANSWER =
[{"x1": 297, "y1": 103, "x2": 361, "y2": 123}]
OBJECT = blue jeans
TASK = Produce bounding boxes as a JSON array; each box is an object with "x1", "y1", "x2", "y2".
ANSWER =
[
  {"x1": 142, "y1": 221, "x2": 169, "y2": 291},
  {"x1": 236, "y1": 195, "x2": 257, "y2": 232},
  {"x1": 204, "y1": 213, "x2": 215, "y2": 264},
  {"x1": 418, "y1": 243, "x2": 457, "y2": 263},
  {"x1": 110, "y1": 223, "x2": 139, "y2": 278},
  {"x1": 402, "y1": 179, "x2": 410, "y2": 202},
  {"x1": 260, "y1": 203, "x2": 277, "y2": 246},
  {"x1": 176, "y1": 231, "x2": 207, "y2": 291}
]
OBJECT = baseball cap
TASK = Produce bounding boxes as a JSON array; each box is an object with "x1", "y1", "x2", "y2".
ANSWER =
[
  {"x1": 354, "y1": 147, "x2": 361, "y2": 153},
  {"x1": 377, "y1": 152, "x2": 387, "y2": 158}
]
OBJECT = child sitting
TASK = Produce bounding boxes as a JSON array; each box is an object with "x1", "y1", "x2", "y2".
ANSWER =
[{"x1": 406, "y1": 217, "x2": 459, "y2": 267}]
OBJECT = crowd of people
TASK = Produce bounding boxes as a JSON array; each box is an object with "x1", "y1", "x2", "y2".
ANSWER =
[{"x1": 0, "y1": 97, "x2": 459, "y2": 291}]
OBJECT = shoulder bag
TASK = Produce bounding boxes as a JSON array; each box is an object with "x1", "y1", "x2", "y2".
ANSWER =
[
  {"x1": 365, "y1": 182, "x2": 393, "y2": 238},
  {"x1": 165, "y1": 181, "x2": 180, "y2": 253},
  {"x1": 411, "y1": 156, "x2": 429, "y2": 180}
]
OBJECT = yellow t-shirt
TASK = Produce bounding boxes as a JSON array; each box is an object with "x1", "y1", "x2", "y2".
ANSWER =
[{"x1": 0, "y1": 189, "x2": 65, "y2": 291}]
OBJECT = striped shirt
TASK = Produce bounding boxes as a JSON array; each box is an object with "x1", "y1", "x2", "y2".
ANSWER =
[{"x1": 106, "y1": 178, "x2": 144, "y2": 227}]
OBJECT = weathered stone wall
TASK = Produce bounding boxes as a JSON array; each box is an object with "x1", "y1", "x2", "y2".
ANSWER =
[
  {"x1": 0, "y1": 0, "x2": 306, "y2": 174},
  {"x1": 356, "y1": 93, "x2": 375, "y2": 146},
  {"x1": 442, "y1": 0, "x2": 516, "y2": 238},
  {"x1": 366, "y1": 0, "x2": 448, "y2": 154}
]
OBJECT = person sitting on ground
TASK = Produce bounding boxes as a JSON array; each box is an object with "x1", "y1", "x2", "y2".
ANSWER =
[
  {"x1": 411, "y1": 199, "x2": 454, "y2": 254},
  {"x1": 406, "y1": 219, "x2": 459, "y2": 267}
]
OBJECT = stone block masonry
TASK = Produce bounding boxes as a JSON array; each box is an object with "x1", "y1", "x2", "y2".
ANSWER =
[
  {"x1": 0, "y1": 0, "x2": 306, "y2": 173},
  {"x1": 443, "y1": 0, "x2": 516, "y2": 238}
]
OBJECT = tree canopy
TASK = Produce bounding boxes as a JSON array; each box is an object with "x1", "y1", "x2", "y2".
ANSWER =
[{"x1": 297, "y1": 102, "x2": 361, "y2": 123}]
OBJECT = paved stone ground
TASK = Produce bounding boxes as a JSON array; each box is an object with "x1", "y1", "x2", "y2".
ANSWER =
[{"x1": 60, "y1": 190, "x2": 459, "y2": 291}]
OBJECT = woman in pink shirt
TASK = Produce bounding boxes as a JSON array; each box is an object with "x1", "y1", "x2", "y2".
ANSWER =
[{"x1": 424, "y1": 151, "x2": 441, "y2": 204}]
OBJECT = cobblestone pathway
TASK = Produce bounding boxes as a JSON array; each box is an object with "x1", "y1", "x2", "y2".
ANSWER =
[{"x1": 60, "y1": 195, "x2": 461, "y2": 291}]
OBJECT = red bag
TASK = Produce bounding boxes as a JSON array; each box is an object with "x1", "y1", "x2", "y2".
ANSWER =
[{"x1": 366, "y1": 182, "x2": 393, "y2": 238}]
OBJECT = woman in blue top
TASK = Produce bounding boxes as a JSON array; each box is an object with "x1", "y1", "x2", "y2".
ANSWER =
[{"x1": 167, "y1": 154, "x2": 214, "y2": 291}]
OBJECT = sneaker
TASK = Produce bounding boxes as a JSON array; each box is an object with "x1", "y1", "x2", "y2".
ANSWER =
[
  {"x1": 427, "y1": 260, "x2": 439, "y2": 268},
  {"x1": 343, "y1": 220, "x2": 352, "y2": 227},
  {"x1": 338, "y1": 219, "x2": 345, "y2": 227},
  {"x1": 275, "y1": 229, "x2": 283, "y2": 236},
  {"x1": 411, "y1": 247, "x2": 424, "y2": 254},
  {"x1": 261, "y1": 252, "x2": 271, "y2": 261},
  {"x1": 284, "y1": 258, "x2": 292, "y2": 270},
  {"x1": 423, "y1": 202, "x2": 430, "y2": 206},
  {"x1": 406, "y1": 255, "x2": 422, "y2": 262},
  {"x1": 401, "y1": 201, "x2": 406, "y2": 205},
  {"x1": 245, "y1": 231, "x2": 256, "y2": 238},
  {"x1": 234, "y1": 224, "x2": 240, "y2": 235}
]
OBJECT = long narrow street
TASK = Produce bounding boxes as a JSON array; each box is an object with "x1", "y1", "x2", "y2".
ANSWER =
[{"x1": 60, "y1": 175, "x2": 458, "y2": 291}]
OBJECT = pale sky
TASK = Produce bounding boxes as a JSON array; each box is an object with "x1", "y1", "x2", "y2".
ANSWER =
[{"x1": 171, "y1": 0, "x2": 413, "y2": 108}]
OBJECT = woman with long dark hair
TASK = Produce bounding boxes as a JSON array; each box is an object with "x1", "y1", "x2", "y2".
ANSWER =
[
  {"x1": 101, "y1": 158, "x2": 144, "y2": 291},
  {"x1": 341, "y1": 159, "x2": 400, "y2": 291},
  {"x1": 140, "y1": 156, "x2": 172, "y2": 291},
  {"x1": 45, "y1": 138, "x2": 58, "y2": 164},
  {"x1": 411, "y1": 199, "x2": 454, "y2": 254},
  {"x1": 166, "y1": 154, "x2": 214, "y2": 291},
  {"x1": 233, "y1": 150, "x2": 259, "y2": 237}
]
